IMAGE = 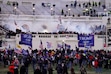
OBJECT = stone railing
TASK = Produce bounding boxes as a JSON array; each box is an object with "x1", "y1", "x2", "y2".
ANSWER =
[{"x1": 0, "y1": 14, "x2": 103, "y2": 21}]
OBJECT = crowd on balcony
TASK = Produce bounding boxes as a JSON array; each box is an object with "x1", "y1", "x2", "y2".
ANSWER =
[
  {"x1": 0, "y1": 24, "x2": 106, "y2": 39},
  {"x1": 4, "y1": 29, "x2": 106, "y2": 38}
]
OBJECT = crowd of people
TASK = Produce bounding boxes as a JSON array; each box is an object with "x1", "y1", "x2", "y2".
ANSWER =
[
  {"x1": 41, "y1": 1, "x2": 107, "y2": 17},
  {"x1": 0, "y1": 48, "x2": 111, "y2": 74},
  {"x1": 70, "y1": 1, "x2": 103, "y2": 8},
  {"x1": 61, "y1": 1, "x2": 107, "y2": 17},
  {"x1": 1, "y1": 0, "x2": 110, "y2": 17}
]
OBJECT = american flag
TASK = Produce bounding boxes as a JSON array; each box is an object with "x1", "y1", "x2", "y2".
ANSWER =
[
  {"x1": 39, "y1": 40, "x2": 43, "y2": 49},
  {"x1": 22, "y1": 49, "x2": 28, "y2": 55},
  {"x1": 47, "y1": 42, "x2": 52, "y2": 48},
  {"x1": 57, "y1": 43, "x2": 62, "y2": 48},
  {"x1": 14, "y1": 48, "x2": 22, "y2": 54}
]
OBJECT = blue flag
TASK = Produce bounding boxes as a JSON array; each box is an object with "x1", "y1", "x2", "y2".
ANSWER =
[{"x1": 46, "y1": 42, "x2": 52, "y2": 48}]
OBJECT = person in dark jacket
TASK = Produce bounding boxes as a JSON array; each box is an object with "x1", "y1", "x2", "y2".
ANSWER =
[
  {"x1": 48, "y1": 64, "x2": 53, "y2": 74},
  {"x1": 62, "y1": 63, "x2": 68, "y2": 74},
  {"x1": 20, "y1": 63, "x2": 26, "y2": 74},
  {"x1": 7, "y1": 71, "x2": 12, "y2": 74},
  {"x1": 32, "y1": 56, "x2": 37, "y2": 71},
  {"x1": 56, "y1": 63, "x2": 62, "y2": 74},
  {"x1": 41, "y1": 64, "x2": 47, "y2": 74},
  {"x1": 98, "y1": 59, "x2": 103, "y2": 74},
  {"x1": 3, "y1": 54, "x2": 7, "y2": 68},
  {"x1": 34, "y1": 66, "x2": 42, "y2": 74},
  {"x1": 80, "y1": 65, "x2": 87, "y2": 74},
  {"x1": 24, "y1": 56, "x2": 30, "y2": 74},
  {"x1": 70, "y1": 67, "x2": 75, "y2": 74},
  {"x1": 14, "y1": 67, "x2": 18, "y2": 74}
]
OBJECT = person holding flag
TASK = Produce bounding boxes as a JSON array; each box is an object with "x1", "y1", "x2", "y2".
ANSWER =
[{"x1": 39, "y1": 40, "x2": 43, "y2": 50}]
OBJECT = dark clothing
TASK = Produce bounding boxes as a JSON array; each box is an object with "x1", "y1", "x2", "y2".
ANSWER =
[
  {"x1": 62, "y1": 65, "x2": 68, "y2": 74},
  {"x1": 20, "y1": 65, "x2": 26, "y2": 74},
  {"x1": 32, "y1": 57, "x2": 37, "y2": 71},
  {"x1": 34, "y1": 69, "x2": 42, "y2": 74},
  {"x1": 98, "y1": 60, "x2": 103, "y2": 68},
  {"x1": 56, "y1": 64, "x2": 62, "y2": 74},
  {"x1": 7, "y1": 71, "x2": 12, "y2": 74},
  {"x1": 80, "y1": 67, "x2": 87, "y2": 74},
  {"x1": 24, "y1": 58, "x2": 30, "y2": 67},
  {"x1": 42, "y1": 65, "x2": 47, "y2": 74},
  {"x1": 24, "y1": 57, "x2": 30, "y2": 74},
  {"x1": 14, "y1": 68, "x2": 18, "y2": 74},
  {"x1": 48, "y1": 67, "x2": 53, "y2": 74},
  {"x1": 70, "y1": 67, "x2": 75, "y2": 74},
  {"x1": 104, "y1": 59, "x2": 108, "y2": 69},
  {"x1": 3, "y1": 55, "x2": 7, "y2": 67}
]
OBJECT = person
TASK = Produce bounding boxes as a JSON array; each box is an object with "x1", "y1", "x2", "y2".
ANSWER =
[
  {"x1": 48, "y1": 64, "x2": 53, "y2": 74},
  {"x1": 3, "y1": 53, "x2": 7, "y2": 68},
  {"x1": 14, "y1": 67, "x2": 18, "y2": 74},
  {"x1": 32, "y1": 56, "x2": 37, "y2": 71},
  {"x1": 109, "y1": 59, "x2": 111, "y2": 69},
  {"x1": 41, "y1": 64, "x2": 47, "y2": 74},
  {"x1": 80, "y1": 65, "x2": 87, "y2": 74},
  {"x1": 62, "y1": 63, "x2": 68, "y2": 74},
  {"x1": 34, "y1": 66, "x2": 42, "y2": 74},
  {"x1": 13, "y1": 56, "x2": 19, "y2": 74},
  {"x1": 9, "y1": 63, "x2": 15, "y2": 74},
  {"x1": 74, "y1": 1, "x2": 77, "y2": 8},
  {"x1": 70, "y1": 67, "x2": 75, "y2": 74},
  {"x1": 98, "y1": 58, "x2": 103, "y2": 74},
  {"x1": 61, "y1": 9, "x2": 64, "y2": 15},
  {"x1": 56, "y1": 63, "x2": 62, "y2": 74},
  {"x1": 94, "y1": 58, "x2": 99, "y2": 73},
  {"x1": 7, "y1": 71, "x2": 12, "y2": 74},
  {"x1": 24, "y1": 56, "x2": 30, "y2": 74},
  {"x1": 20, "y1": 63, "x2": 26, "y2": 74}
]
